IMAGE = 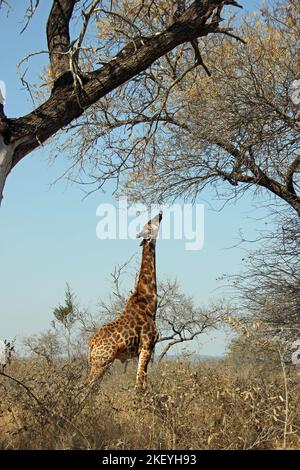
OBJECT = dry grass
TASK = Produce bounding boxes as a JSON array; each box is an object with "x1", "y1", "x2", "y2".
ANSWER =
[{"x1": 1, "y1": 357, "x2": 300, "y2": 450}]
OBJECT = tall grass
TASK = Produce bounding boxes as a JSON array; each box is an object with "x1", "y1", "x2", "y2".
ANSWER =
[{"x1": 1, "y1": 358, "x2": 300, "y2": 450}]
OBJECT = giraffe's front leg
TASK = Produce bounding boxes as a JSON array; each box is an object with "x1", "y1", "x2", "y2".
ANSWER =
[{"x1": 135, "y1": 348, "x2": 152, "y2": 390}]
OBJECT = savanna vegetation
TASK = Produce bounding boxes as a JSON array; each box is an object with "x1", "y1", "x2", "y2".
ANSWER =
[{"x1": 1, "y1": 347, "x2": 300, "y2": 450}]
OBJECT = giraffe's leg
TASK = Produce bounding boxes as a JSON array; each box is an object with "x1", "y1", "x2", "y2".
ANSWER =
[
  {"x1": 135, "y1": 348, "x2": 152, "y2": 390},
  {"x1": 88, "y1": 347, "x2": 116, "y2": 388}
]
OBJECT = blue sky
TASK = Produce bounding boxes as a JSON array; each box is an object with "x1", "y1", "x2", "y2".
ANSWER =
[{"x1": 0, "y1": 0, "x2": 269, "y2": 356}]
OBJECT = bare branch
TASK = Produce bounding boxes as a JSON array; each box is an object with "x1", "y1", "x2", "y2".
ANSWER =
[
  {"x1": 191, "y1": 39, "x2": 211, "y2": 76},
  {"x1": 215, "y1": 27, "x2": 247, "y2": 44},
  {"x1": 21, "y1": 0, "x2": 40, "y2": 34},
  {"x1": 77, "y1": 0, "x2": 102, "y2": 50}
]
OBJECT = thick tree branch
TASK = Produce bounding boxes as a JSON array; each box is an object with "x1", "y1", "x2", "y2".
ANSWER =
[{"x1": 213, "y1": 140, "x2": 300, "y2": 216}]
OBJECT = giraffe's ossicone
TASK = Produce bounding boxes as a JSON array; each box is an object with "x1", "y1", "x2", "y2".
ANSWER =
[{"x1": 88, "y1": 212, "x2": 162, "y2": 390}]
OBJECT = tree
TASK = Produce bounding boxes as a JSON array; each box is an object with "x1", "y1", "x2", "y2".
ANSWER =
[
  {"x1": 228, "y1": 209, "x2": 300, "y2": 343},
  {"x1": 24, "y1": 330, "x2": 62, "y2": 366},
  {"x1": 155, "y1": 279, "x2": 225, "y2": 361},
  {"x1": 25, "y1": 283, "x2": 97, "y2": 363},
  {"x1": 73, "y1": 1, "x2": 300, "y2": 215},
  {"x1": 0, "y1": 0, "x2": 243, "y2": 204}
]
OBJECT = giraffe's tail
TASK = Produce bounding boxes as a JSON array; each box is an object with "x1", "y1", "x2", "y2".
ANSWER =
[
  {"x1": 88, "y1": 338, "x2": 94, "y2": 366},
  {"x1": 86, "y1": 338, "x2": 96, "y2": 387}
]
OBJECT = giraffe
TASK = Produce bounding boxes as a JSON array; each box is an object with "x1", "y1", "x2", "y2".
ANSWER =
[{"x1": 88, "y1": 211, "x2": 162, "y2": 390}]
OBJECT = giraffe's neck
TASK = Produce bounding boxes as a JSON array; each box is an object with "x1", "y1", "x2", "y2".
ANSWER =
[
  {"x1": 123, "y1": 240, "x2": 158, "y2": 319},
  {"x1": 124, "y1": 239, "x2": 157, "y2": 320},
  {"x1": 136, "y1": 240, "x2": 157, "y2": 295}
]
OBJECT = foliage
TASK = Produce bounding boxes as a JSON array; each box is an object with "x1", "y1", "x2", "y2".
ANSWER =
[
  {"x1": 53, "y1": 284, "x2": 76, "y2": 328},
  {"x1": 63, "y1": 2, "x2": 300, "y2": 215}
]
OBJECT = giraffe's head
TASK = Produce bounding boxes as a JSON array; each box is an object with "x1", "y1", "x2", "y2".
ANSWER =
[{"x1": 136, "y1": 211, "x2": 163, "y2": 245}]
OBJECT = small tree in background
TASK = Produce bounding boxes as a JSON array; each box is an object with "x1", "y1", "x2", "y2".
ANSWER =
[
  {"x1": 155, "y1": 280, "x2": 225, "y2": 361},
  {"x1": 25, "y1": 283, "x2": 96, "y2": 364}
]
